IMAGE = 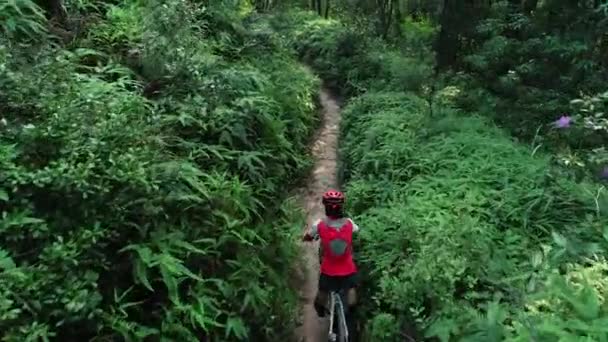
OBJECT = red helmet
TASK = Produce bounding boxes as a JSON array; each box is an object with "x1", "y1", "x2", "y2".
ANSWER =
[{"x1": 322, "y1": 189, "x2": 345, "y2": 206}]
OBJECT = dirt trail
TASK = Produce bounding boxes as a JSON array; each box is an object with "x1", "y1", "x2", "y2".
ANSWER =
[{"x1": 295, "y1": 88, "x2": 342, "y2": 342}]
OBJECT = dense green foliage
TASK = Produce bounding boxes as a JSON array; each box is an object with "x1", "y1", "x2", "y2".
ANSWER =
[
  {"x1": 281, "y1": 5, "x2": 608, "y2": 341},
  {"x1": 271, "y1": 9, "x2": 435, "y2": 98},
  {"x1": 345, "y1": 92, "x2": 608, "y2": 341},
  {"x1": 449, "y1": 1, "x2": 608, "y2": 178},
  {"x1": 293, "y1": 0, "x2": 608, "y2": 177},
  {"x1": 1, "y1": 1, "x2": 318, "y2": 340},
  {"x1": 5, "y1": 0, "x2": 608, "y2": 341}
]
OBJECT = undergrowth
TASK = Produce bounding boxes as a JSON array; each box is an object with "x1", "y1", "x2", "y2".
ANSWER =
[
  {"x1": 447, "y1": 1, "x2": 608, "y2": 180},
  {"x1": 281, "y1": 8, "x2": 608, "y2": 342},
  {"x1": 0, "y1": 1, "x2": 318, "y2": 341},
  {"x1": 270, "y1": 10, "x2": 434, "y2": 98}
]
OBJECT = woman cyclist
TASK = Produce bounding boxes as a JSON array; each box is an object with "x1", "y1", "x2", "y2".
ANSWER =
[{"x1": 302, "y1": 189, "x2": 359, "y2": 319}]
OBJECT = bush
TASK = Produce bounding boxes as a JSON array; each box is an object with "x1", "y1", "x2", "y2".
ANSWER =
[
  {"x1": 0, "y1": 1, "x2": 319, "y2": 341},
  {"x1": 271, "y1": 10, "x2": 434, "y2": 97},
  {"x1": 342, "y1": 92, "x2": 608, "y2": 341},
  {"x1": 286, "y1": 7, "x2": 608, "y2": 341},
  {"x1": 450, "y1": 0, "x2": 608, "y2": 173}
]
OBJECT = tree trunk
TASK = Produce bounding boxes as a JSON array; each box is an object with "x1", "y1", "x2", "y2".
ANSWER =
[
  {"x1": 522, "y1": 0, "x2": 538, "y2": 14},
  {"x1": 435, "y1": 0, "x2": 458, "y2": 69},
  {"x1": 393, "y1": 1, "x2": 403, "y2": 38},
  {"x1": 37, "y1": 0, "x2": 68, "y2": 26},
  {"x1": 377, "y1": 0, "x2": 393, "y2": 38},
  {"x1": 382, "y1": 0, "x2": 394, "y2": 39},
  {"x1": 324, "y1": 0, "x2": 330, "y2": 18}
]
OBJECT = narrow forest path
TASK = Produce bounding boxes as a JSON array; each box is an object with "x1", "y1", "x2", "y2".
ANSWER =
[{"x1": 295, "y1": 88, "x2": 342, "y2": 342}]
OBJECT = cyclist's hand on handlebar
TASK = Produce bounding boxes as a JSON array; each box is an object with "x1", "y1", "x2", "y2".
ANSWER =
[
  {"x1": 302, "y1": 225, "x2": 315, "y2": 241},
  {"x1": 302, "y1": 232, "x2": 314, "y2": 242}
]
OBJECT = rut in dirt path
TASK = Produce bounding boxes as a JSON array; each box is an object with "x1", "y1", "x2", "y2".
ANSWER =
[{"x1": 295, "y1": 88, "x2": 341, "y2": 342}]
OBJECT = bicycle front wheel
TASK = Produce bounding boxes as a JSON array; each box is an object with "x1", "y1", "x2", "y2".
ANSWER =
[{"x1": 335, "y1": 294, "x2": 349, "y2": 342}]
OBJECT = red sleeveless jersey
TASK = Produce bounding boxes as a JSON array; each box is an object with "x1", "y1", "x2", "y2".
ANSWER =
[{"x1": 318, "y1": 219, "x2": 357, "y2": 276}]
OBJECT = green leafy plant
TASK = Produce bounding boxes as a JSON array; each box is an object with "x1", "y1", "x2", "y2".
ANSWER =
[
  {"x1": 1, "y1": 1, "x2": 319, "y2": 341},
  {"x1": 0, "y1": 0, "x2": 47, "y2": 41},
  {"x1": 289, "y1": 6, "x2": 608, "y2": 341}
]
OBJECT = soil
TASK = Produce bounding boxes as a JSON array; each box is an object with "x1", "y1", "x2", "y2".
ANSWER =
[{"x1": 294, "y1": 88, "x2": 342, "y2": 342}]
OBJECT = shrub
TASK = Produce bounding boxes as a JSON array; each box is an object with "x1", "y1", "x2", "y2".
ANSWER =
[
  {"x1": 287, "y1": 8, "x2": 608, "y2": 340},
  {"x1": 272, "y1": 11, "x2": 434, "y2": 97},
  {"x1": 0, "y1": 0, "x2": 47, "y2": 41},
  {"x1": 0, "y1": 1, "x2": 319, "y2": 341},
  {"x1": 451, "y1": 0, "x2": 608, "y2": 163},
  {"x1": 341, "y1": 92, "x2": 608, "y2": 341}
]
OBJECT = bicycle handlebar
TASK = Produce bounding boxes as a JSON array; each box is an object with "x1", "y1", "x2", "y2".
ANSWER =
[{"x1": 301, "y1": 232, "x2": 320, "y2": 242}]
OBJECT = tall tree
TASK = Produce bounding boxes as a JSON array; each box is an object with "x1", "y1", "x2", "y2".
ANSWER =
[
  {"x1": 376, "y1": 0, "x2": 394, "y2": 38},
  {"x1": 35, "y1": 0, "x2": 67, "y2": 26}
]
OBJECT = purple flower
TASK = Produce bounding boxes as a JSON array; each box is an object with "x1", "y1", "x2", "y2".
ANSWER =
[
  {"x1": 554, "y1": 115, "x2": 572, "y2": 128},
  {"x1": 601, "y1": 166, "x2": 608, "y2": 180}
]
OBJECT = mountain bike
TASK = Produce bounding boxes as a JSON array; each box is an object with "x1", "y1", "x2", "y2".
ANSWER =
[
  {"x1": 302, "y1": 230, "x2": 352, "y2": 341},
  {"x1": 327, "y1": 288, "x2": 349, "y2": 342}
]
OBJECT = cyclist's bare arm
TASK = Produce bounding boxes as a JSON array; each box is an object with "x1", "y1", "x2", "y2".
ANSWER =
[
  {"x1": 302, "y1": 219, "x2": 321, "y2": 241},
  {"x1": 349, "y1": 218, "x2": 360, "y2": 233}
]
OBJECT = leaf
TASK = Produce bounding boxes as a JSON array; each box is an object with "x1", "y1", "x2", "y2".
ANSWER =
[
  {"x1": 121, "y1": 245, "x2": 154, "y2": 264},
  {"x1": 531, "y1": 251, "x2": 543, "y2": 268},
  {"x1": 552, "y1": 231, "x2": 568, "y2": 248},
  {"x1": 133, "y1": 258, "x2": 154, "y2": 291},
  {"x1": 157, "y1": 252, "x2": 203, "y2": 282},
  {"x1": 0, "y1": 189, "x2": 8, "y2": 202},
  {"x1": 579, "y1": 284, "x2": 600, "y2": 321},
  {"x1": 18, "y1": 216, "x2": 44, "y2": 225},
  {"x1": 425, "y1": 318, "x2": 456, "y2": 342},
  {"x1": 187, "y1": 296, "x2": 224, "y2": 330},
  {"x1": 159, "y1": 263, "x2": 180, "y2": 305},
  {"x1": 527, "y1": 274, "x2": 537, "y2": 292},
  {"x1": 602, "y1": 226, "x2": 608, "y2": 242},
  {"x1": 133, "y1": 326, "x2": 159, "y2": 340},
  {"x1": 171, "y1": 239, "x2": 209, "y2": 255},
  {"x1": 0, "y1": 249, "x2": 15, "y2": 270},
  {"x1": 224, "y1": 317, "x2": 247, "y2": 339}
]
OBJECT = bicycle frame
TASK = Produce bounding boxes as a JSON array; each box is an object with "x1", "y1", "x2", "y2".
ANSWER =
[
  {"x1": 304, "y1": 230, "x2": 350, "y2": 341},
  {"x1": 328, "y1": 290, "x2": 349, "y2": 342}
]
